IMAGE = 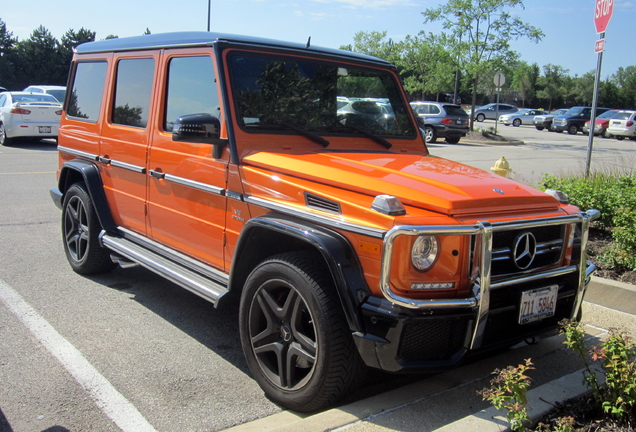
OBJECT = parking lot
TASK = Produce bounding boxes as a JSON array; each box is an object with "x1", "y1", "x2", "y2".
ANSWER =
[{"x1": 1, "y1": 128, "x2": 635, "y2": 432}]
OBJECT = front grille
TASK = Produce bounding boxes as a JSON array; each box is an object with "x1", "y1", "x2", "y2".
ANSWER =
[
  {"x1": 491, "y1": 225, "x2": 565, "y2": 277},
  {"x1": 399, "y1": 318, "x2": 468, "y2": 361}
]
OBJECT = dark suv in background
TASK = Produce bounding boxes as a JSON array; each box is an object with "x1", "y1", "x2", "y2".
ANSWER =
[
  {"x1": 410, "y1": 101, "x2": 469, "y2": 144},
  {"x1": 552, "y1": 106, "x2": 611, "y2": 135}
]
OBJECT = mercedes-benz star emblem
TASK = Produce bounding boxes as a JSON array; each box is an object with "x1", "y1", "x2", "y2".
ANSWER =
[{"x1": 513, "y1": 232, "x2": 537, "y2": 270}]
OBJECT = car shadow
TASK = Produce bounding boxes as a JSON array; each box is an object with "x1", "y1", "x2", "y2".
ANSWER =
[{"x1": 2, "y1": 138, "x2": 58, "y2": 151}]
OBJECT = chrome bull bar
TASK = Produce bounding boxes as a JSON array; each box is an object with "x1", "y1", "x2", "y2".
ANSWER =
[{"x1": 379, "y1": 209, "x2": 600, "y2": 349}]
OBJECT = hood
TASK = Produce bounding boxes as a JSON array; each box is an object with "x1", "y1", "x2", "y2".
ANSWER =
[{"x1": 243, "y1": 151, "x2": 559, "y2": 217}]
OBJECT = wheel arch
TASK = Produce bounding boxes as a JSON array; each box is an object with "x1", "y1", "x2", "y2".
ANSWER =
[
  {"x1": 58, "y1": 159, "x2": 117, "y2": 233},
  {"x1": 229, "y1": 213, "x2": 371, "y2": 333}
]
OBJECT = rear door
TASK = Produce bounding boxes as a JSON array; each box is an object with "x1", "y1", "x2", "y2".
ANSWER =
[
  {"x1": 99, "y1": 53, "x2": 158, "y2": 235},
  {"x1": 146, "y1": 49, "x2": 228, "y2": 271}
]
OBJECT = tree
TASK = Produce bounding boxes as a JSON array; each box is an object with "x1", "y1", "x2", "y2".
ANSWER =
[
  {"x1": 423, "y1": 0, "x2": 544, "y2": 129},
  {"x1": 340, "y1": 31, "x2": 402, "y2": 64},
  {"x1": 511, "y1": 61, "x2": 539, "y2": 107},
  {"x1": 612, "y1": 66, "x2": 636, "y2": 109},
  {"x1": 0, "y1": 19, "x2": 18, "y2": 88},
  {"x1": 14, "y1": 25, "x2": 60, "y2": 89},
  {"x1": 536, "y1": 64, "x2": 569, "y2": 111},
  {"x1": 58, "y1": 28, "x2": 96, "y2": 83}
]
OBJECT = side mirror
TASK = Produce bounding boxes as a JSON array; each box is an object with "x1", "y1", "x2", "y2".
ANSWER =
[{"x1": 172, "y1": 113, "x2": 228, "y2": 158}]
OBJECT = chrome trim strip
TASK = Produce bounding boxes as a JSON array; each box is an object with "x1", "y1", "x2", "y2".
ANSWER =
[
  {"x1": 245, "y1": 195, "x2": 386, "y2": 239},
  {"x1": 226, "y1": 190, "x2": 244, "y2": 201},
  {"x1": 489, "y1": 265, "x2": 578, "y2": 290},
  {"x1": 57, "y1": 146, "x2": 98, "y2": 161},
  {"x1": 164, "y1": 174, "x2": 225, "y2": 196},
  {"x1": 117, "y1": 227, "x2": 229, "y2": 286},
  {"x1": 110, "y1": 160, "x2": 146, "y2": 173},
  {"x1": 470, "y1": 221, "x2": 492, "y2": 349}
]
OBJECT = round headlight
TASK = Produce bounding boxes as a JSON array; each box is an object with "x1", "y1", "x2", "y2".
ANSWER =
[{"x1": 411, "y1": 235, "x2": 439, "y2": 272}]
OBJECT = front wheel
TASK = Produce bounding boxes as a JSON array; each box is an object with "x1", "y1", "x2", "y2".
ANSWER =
[
  {"x1": 423, "y1": 126, "x2": 437, "y2": 143},
  {"x1": 616, "y1": 136, "x2": 625, "y2": 141},
  {"x1": 512, "y1": 118, "x2": 522, "y2": 127},
  {"x1": 62, "y1": 183, "x2": 116, "y2": 275},
  {"x1": 239, "y1": 252, "x2": 364, "y2": 412},
  {"x1": 476, "y1": 113, "x2": 485, "y2": 122},
  {"x1": 567, "y1": 124, "x2": 579, "y2": 135},
  {"x1": 535, "y1": 126, "x2": 544, "y2": 131}
]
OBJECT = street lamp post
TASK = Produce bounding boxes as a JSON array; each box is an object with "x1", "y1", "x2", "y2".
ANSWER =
[{"x1": 207, "y1": 0, "x2": 211, "y2": 31}]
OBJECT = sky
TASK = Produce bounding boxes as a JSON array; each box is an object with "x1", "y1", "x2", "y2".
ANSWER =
[{"x1": 1, "y1": 0, "x2": 633, "y2": 80}]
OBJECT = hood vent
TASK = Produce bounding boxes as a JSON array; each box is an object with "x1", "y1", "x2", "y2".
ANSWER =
[{"x1": 305, "y1": 193, "x2": 342, "y2": 215}]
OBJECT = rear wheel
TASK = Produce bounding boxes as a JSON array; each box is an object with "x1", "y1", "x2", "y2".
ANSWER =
[
  {"x1": 239, "y1": 252, "x2": 364, "y2": 412},
  {"x1": 512, "y1": 118, "x2": 522, "y2": 127},
  {"x1": 424, "y1": 126, "x2": 437, "y2": 143},
  {"x1": 567, "y1": 124, "x2": 579, "y2": 135},
  {"x1": 0, "y1": 123, "x2": 12, "y2": 146},
  {"x1": 445, "y1": 136, "x2": 460, "y2": 144},
  {"x1": 62, "y1": 183, "x2": 116, "y2": 275}
]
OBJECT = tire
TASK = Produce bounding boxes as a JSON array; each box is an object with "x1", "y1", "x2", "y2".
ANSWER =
[
  {"x1": 445, "y1": 136, "x2": 460, "y2": 144},
  {"x1": 239, "y1": 252, "x2": 364, "y2": 412},
  {"x1": 62, "y1": 183, "x2": 116, "y2": 275},
  {"x1": 512, "y1": 118, "x2": 522, "y2": 127},
  {"x1": 616, "y1": 136, "x2": 625, "y2": 141},
  {"x1": 555, "y1": 129, "x2": 563, "y2": 133},
  {"x1": 601, "y1": 129, "x2": 609, "y2": 138},
  {"x1": 567, "y1": 124, "x2": 579, "y2": 135},
  {"x1": 476, "y1": 113, "x2": 485, "y2": 122},
  {"x1": 423, "y1": 126, "x2": 437, "y2": 143},
  {"x1": 535, "y1": 126, "x2": 544, "y2": 131},
  {"x1": 0, "y1": 123, "x2": 13, "y2": 146}
]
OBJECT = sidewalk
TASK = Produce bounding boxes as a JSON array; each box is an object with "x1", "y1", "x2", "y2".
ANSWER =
[{"x1": 223, "y1": 277, "x2": 636, "y2": 432}]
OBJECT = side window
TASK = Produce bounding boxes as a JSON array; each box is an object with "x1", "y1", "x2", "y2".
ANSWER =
[
  {"x1": 112, "y1": 58, "x2": 155, "y2": 128},
  {"x1": 164, "y1": 56, "x2": 219, "y2": 132},
  {"x1": 67, "y1": 61, "x2": 108, "y2": 122},
  {"x1": 429, "y1": 105, "x2": 441, "y2": 115},
  {"x1": 0, "y1": 95, "x2": 5, "y2": 106}
]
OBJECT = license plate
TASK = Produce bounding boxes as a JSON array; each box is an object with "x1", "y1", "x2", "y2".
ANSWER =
[
  {"x1": 456, "y1": 120, "x2": 463, "y2": 125},
  {"x1": 38, "y1": 126, "x2": 51, "y2": 133},
  {"x1": 519, "y1": 285, "x2": 558, "y2": 324}
]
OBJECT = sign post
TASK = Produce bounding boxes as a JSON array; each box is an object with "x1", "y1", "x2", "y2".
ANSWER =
[
  {"x1": 586, "y1": 0, "x2": 614, "y2": 176},
  {"x1": 493, "y1": 73, "x2": 505, "y2": 135}
]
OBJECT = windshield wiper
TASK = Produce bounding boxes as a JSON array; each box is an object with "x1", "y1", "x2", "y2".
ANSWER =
[
  {"x1": 331, "y1": 124, "x2": 392, "y2": 149},
  {"x1": 278, "y1": 122, "x2": 330, "y2": 147}
]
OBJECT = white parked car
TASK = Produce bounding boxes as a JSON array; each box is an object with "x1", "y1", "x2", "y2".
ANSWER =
[
  {"x1": 607, "y1": 110, "x2": 636, "y2": 141},
  {"x1": 23, "y1": 85, "x2": 67, "y2": 103},
  {"x1": 0, "y1": 91, "x2": 63, "y2": 146},
  {"x1": 498, "y1": 109, "x2": 547, "y2": 126}
]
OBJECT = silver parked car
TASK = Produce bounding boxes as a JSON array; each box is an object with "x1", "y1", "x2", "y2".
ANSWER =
[
  {"x1": 498, "y1": 109, "x2": 547, "y2": 127},
  {"x1": 533, "y1": 108, "x2": 569, "y2": 131},
  {"x1": 0, "y1": 91, "x2": 62, "y2": 146},
  {"x1": 468, "y1": 103, "x2": 518, "y2": 122},
  {"x1": 410, "y1": 101, "x2": 469, "y2": 144}
]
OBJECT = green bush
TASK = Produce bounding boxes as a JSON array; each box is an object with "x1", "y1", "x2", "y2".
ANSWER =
[{"x1": 540, "y1": 172, "x2": 636, "y2": 271}]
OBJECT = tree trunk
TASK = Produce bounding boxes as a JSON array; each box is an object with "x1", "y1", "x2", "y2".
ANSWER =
[{"x1": 470, "y1": 73, "x2": 479, "y2": 131}]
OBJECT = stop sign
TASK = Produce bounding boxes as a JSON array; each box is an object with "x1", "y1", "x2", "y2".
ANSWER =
[{"x1": 594, "y1": 0, "x2": 614, "y2": 33}]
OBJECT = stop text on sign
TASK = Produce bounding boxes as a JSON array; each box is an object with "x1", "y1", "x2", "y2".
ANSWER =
[{"x1": 594, "y1": 0, "x2": 614, "y2": 33}]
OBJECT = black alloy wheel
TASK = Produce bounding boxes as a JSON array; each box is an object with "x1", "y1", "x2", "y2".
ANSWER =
[
  {"x1": 567, "y1": 124, "x2": 579, "y2": 135},
  {"x1": 62, "y1": 183, "x2": 116, "y2": 274},
  {"x1": 239, "y1": 252, "x2": 364, "y2": 412}
]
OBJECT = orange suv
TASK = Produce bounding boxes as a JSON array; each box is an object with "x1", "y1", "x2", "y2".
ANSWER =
[{"x1": 51, "y1": 32, "x2": 599, "y2": 411}]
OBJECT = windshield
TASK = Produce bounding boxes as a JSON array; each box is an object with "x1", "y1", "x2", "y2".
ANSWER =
[
  {"x1": 566, "y1": 107, "x2": 586, "y2": 116},
  {"x1": 228, "y1": 52, "x2": 415, "y2": 138}
]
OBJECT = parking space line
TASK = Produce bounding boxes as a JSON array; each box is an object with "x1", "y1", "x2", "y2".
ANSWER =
[{"x1": 0, "y1": 279, "x2": 158, "y2": 432}]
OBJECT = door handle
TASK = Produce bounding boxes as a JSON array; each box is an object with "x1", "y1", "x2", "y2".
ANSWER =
[{"x1": 149, "y1": 170, "x2": 165, "y2": 179}]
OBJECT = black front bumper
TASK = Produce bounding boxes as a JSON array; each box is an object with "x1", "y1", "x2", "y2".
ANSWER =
[{"x1": 353, "y1": 272, "x2": 582, "y2": 373}]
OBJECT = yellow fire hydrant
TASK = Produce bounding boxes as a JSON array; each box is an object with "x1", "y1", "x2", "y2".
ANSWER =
[{"x1": 491, "y1": 156, "x2": 512, "y2": 177}]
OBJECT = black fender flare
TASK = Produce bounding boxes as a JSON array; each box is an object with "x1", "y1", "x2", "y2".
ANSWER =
[
  {"x1": 58, "y1": 159, "x2": 117, "y2": 233},
  {"x1": 229, "y1": 213, "x2": 371, "y2": 333}
]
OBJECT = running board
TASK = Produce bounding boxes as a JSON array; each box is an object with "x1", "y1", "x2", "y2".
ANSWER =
[{"x1": 100, "y1": 233, "x2": 229, "y2": 306}]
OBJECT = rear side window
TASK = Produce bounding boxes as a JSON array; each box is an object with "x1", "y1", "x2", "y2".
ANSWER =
[
  {"x1": 67, "y1": 61, "x2": 108, "y2": 122},
  {"x1": 164, "y1": 56, "x2": 219, "y2": 132},
  {"x1": 443, "y1": 105, "x2": 467, "y2": 116},
  {"x1": 614, "y1": 112, "x2": 633, "y2": 120},
  {"x1": 429, "y1": 105, "x2": 441, "y2": 114},
  {"x1": 112, "y1": 58, "x2": 155, "y2": 128}
]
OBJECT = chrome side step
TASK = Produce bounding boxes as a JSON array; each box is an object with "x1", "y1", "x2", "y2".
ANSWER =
[{"x1": 100, "y1": 232, "x2": 229, "y2": 306}]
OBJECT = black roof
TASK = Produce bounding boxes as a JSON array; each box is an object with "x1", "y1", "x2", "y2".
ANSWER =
[{"x1": 75, "y1": 31, "x2": 391, "y2": 66}]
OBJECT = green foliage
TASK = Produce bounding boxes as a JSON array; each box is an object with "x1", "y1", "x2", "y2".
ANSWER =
[
  {"x1": 479, "y1": 359, "x2": 534, "y2": 431},
  {"x1": 562, "y1": 321, "x2": 636, "y2": 420},
  {"x1": 540, "y1": 172, "x2": 636, "y2": 271}
]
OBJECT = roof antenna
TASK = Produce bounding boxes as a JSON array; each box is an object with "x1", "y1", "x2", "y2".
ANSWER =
[{"x1": 306, "y1": 36, "x2": 311, "y2": 49}]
